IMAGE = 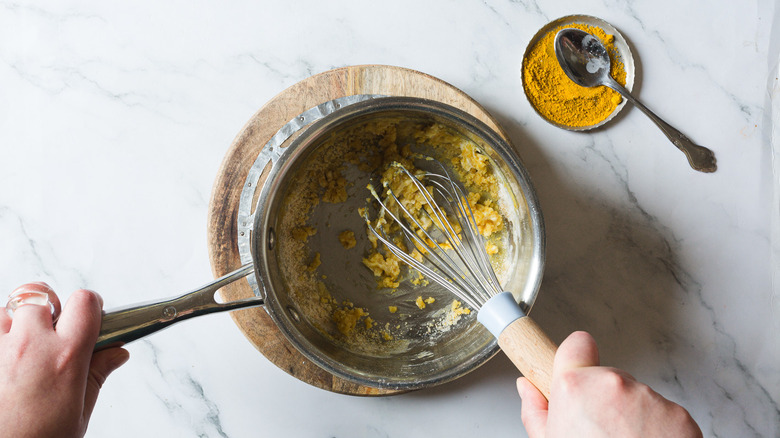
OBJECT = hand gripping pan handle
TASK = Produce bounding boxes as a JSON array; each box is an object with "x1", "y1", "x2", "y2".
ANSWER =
[{"x1": 95, "y1": 264, "x2": 262, "y2": 350}]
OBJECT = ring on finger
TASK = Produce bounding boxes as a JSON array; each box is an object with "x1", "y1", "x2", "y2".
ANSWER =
[{"x1": 6, "y1": 290, "x2": 58, "y2": 322}]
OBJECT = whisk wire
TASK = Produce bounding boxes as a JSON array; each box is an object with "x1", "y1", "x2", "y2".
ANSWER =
[
  {"x1": 421, "y1": 177, "x2": 494, "y2": 302},
  {"x1": 364, "y1": 218, "x2": 468, "y2": 296},
  {"x1": 390, "y1": 166, "x2": 483, "y2": 290},
  {"x1": 442, "y1": 175, "x2": 504, "y2": 297},
  {"x1": 425, "y1": 169, "x2": 503, "y2": 301},
  {"x1": 370, "y1": 180, "x2": 485, "y2": 307},
  {"x1": 364, "y1": 161, "x2": 505, "y2": 309}
]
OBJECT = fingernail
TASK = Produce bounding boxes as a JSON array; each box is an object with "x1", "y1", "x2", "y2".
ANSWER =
[
  {"x1": 91, "y1": 291, "x2": 104, "y2": 309},
  {"x1": 77, "y1": 289, "x2": 104, "y2": 309},
  {"x1": 516, "y1": 378, "x2": 530, "y2": 398}
]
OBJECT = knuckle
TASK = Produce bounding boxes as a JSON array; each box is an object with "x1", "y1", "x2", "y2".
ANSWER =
[
  {"x1": 556, "y1": 369, "x2": 583, "y2": 395},
  {"x1": 88, "y1": 367, "x2": 109, "y2": 391},
  {"x1": 6, "y1": 338, "x2": 29, "y2": 361},
  {"x1": 593, "y1": 368, "x2": 634, "y2": 403},
  {"x1": 70, "y1": 289, "x2": 102, "y2": 313},
  {"x1": 54, "y1": 346, "x2": 83, "y2": 372},
  {"x1": 72, "y1": 288, "x2": 97, "y2": 303},
  {"x1": 667, "y1": 403, "x2": 695, "y2": 424},
  {"x1": 602, "y1": 369, "x2": 628, "y2": 390}
]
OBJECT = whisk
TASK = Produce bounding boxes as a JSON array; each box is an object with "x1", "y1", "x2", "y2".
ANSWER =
[{"x1": 365, "y1": 160, "x2": 557, "y2": 398}]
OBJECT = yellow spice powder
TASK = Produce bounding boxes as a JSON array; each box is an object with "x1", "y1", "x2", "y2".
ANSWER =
[
  {"x1": 523, "y1": 23, "x2": 627, "y2": 128},
  {"x1": 338, "y1": 230, "x2": 357, "y2": 249}
]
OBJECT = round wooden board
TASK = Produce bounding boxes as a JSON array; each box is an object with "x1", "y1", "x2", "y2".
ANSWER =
[{"x1": 207, "y1": 64, "x2": 509, "y2": 396}]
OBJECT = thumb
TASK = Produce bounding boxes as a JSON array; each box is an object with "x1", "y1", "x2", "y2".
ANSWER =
[
  {"x1": 83, "y1": 347, "x2": 130, "y2": 422},
  {"x1": 553, "y1": 331, "x2": 599, "y2": 376}
]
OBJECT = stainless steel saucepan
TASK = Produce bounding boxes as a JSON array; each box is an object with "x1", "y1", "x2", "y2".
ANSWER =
[{"x1": 97, "y1": 96, "x2": 545, "y2": 390}]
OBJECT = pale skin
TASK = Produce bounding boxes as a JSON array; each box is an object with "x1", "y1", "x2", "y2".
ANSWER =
[
  {"x1": 0, "y1": 282, "x2": 129, "y2": 438},
  {"x1": 516, "y1": 331, "x2": 703, "y2": 438},
  {"x1": 1, "y1": 283, "x2": 701, "y2": 438}
]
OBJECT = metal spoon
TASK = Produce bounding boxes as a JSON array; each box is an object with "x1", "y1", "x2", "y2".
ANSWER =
[{"x1": 554, "y1": 28, "x2": 717, "y2": 173}]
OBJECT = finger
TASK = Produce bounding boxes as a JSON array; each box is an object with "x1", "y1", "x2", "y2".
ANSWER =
[
  {"x1": 553, "y1": 331, "x2": 600, "y2": 376},
  {"x1": 0, "y1": 313, "x2": 10, "y2": 333},
  {"x1": 7, "y1": 282, "x2": 62, "y2": 335},
  {"x1": 0, "y1": 300, "x2": 11, "y2": 334},
  {"x1": 56, "y1": 289, "x2": 104, "y2": 352},
  {"x1": 517, "y1": 377, "x2": 549, "y2": 438},
  {"x1": 82, "y1": 348, "x2": 130, "y2": 424}
]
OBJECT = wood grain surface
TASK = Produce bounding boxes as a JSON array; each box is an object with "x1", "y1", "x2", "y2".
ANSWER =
[
  {"x1": 206, "y1": 64, "x2": 508, "y2": 396},
  {"x1": 497, "y1": 316, "x2": 557, "y2": 399}
]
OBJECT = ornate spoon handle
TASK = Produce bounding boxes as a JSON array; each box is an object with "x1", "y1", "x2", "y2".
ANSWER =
[{"x1": 606, "y1": 79, "x2": 717, "y2": 173}]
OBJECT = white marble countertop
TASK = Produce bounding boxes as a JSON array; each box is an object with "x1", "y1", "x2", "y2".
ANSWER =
[{"x1": 2, "y1": 1, "x2": 778, "y2": 437}]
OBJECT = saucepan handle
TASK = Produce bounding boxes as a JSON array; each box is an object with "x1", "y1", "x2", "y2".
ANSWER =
[{"x1": 95, "y1": 264, "x2": 262, "y2": 350}]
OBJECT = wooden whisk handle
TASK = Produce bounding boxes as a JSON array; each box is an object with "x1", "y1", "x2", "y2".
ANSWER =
[
  {"x1": 477, "y1": 292, "x2": 557, "y2": 399},
  {"x1": 497, "y1": 316, "x2": 556, "y2": 399}
]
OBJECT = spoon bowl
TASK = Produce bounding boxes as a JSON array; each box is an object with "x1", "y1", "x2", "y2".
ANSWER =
[
  {"x1": 554, "y1": 29, "x2": 613, "y2": 88},
  {"x1": 554, "y1": 28, "x2": 717, "y2": 173}
]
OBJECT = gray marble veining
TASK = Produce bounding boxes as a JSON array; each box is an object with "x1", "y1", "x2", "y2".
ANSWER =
[{"x1": 0, "y1": 1, "x2": 778, "y2": 437}]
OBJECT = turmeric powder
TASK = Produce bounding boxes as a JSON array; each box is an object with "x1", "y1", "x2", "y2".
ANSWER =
[{"x1": 522, "y1": 23, "x2": 627, "y2": 128}]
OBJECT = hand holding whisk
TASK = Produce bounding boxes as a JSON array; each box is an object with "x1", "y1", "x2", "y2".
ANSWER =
[{"x1": 364, "y1": 160, "x2": 557, "y2": 398}]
